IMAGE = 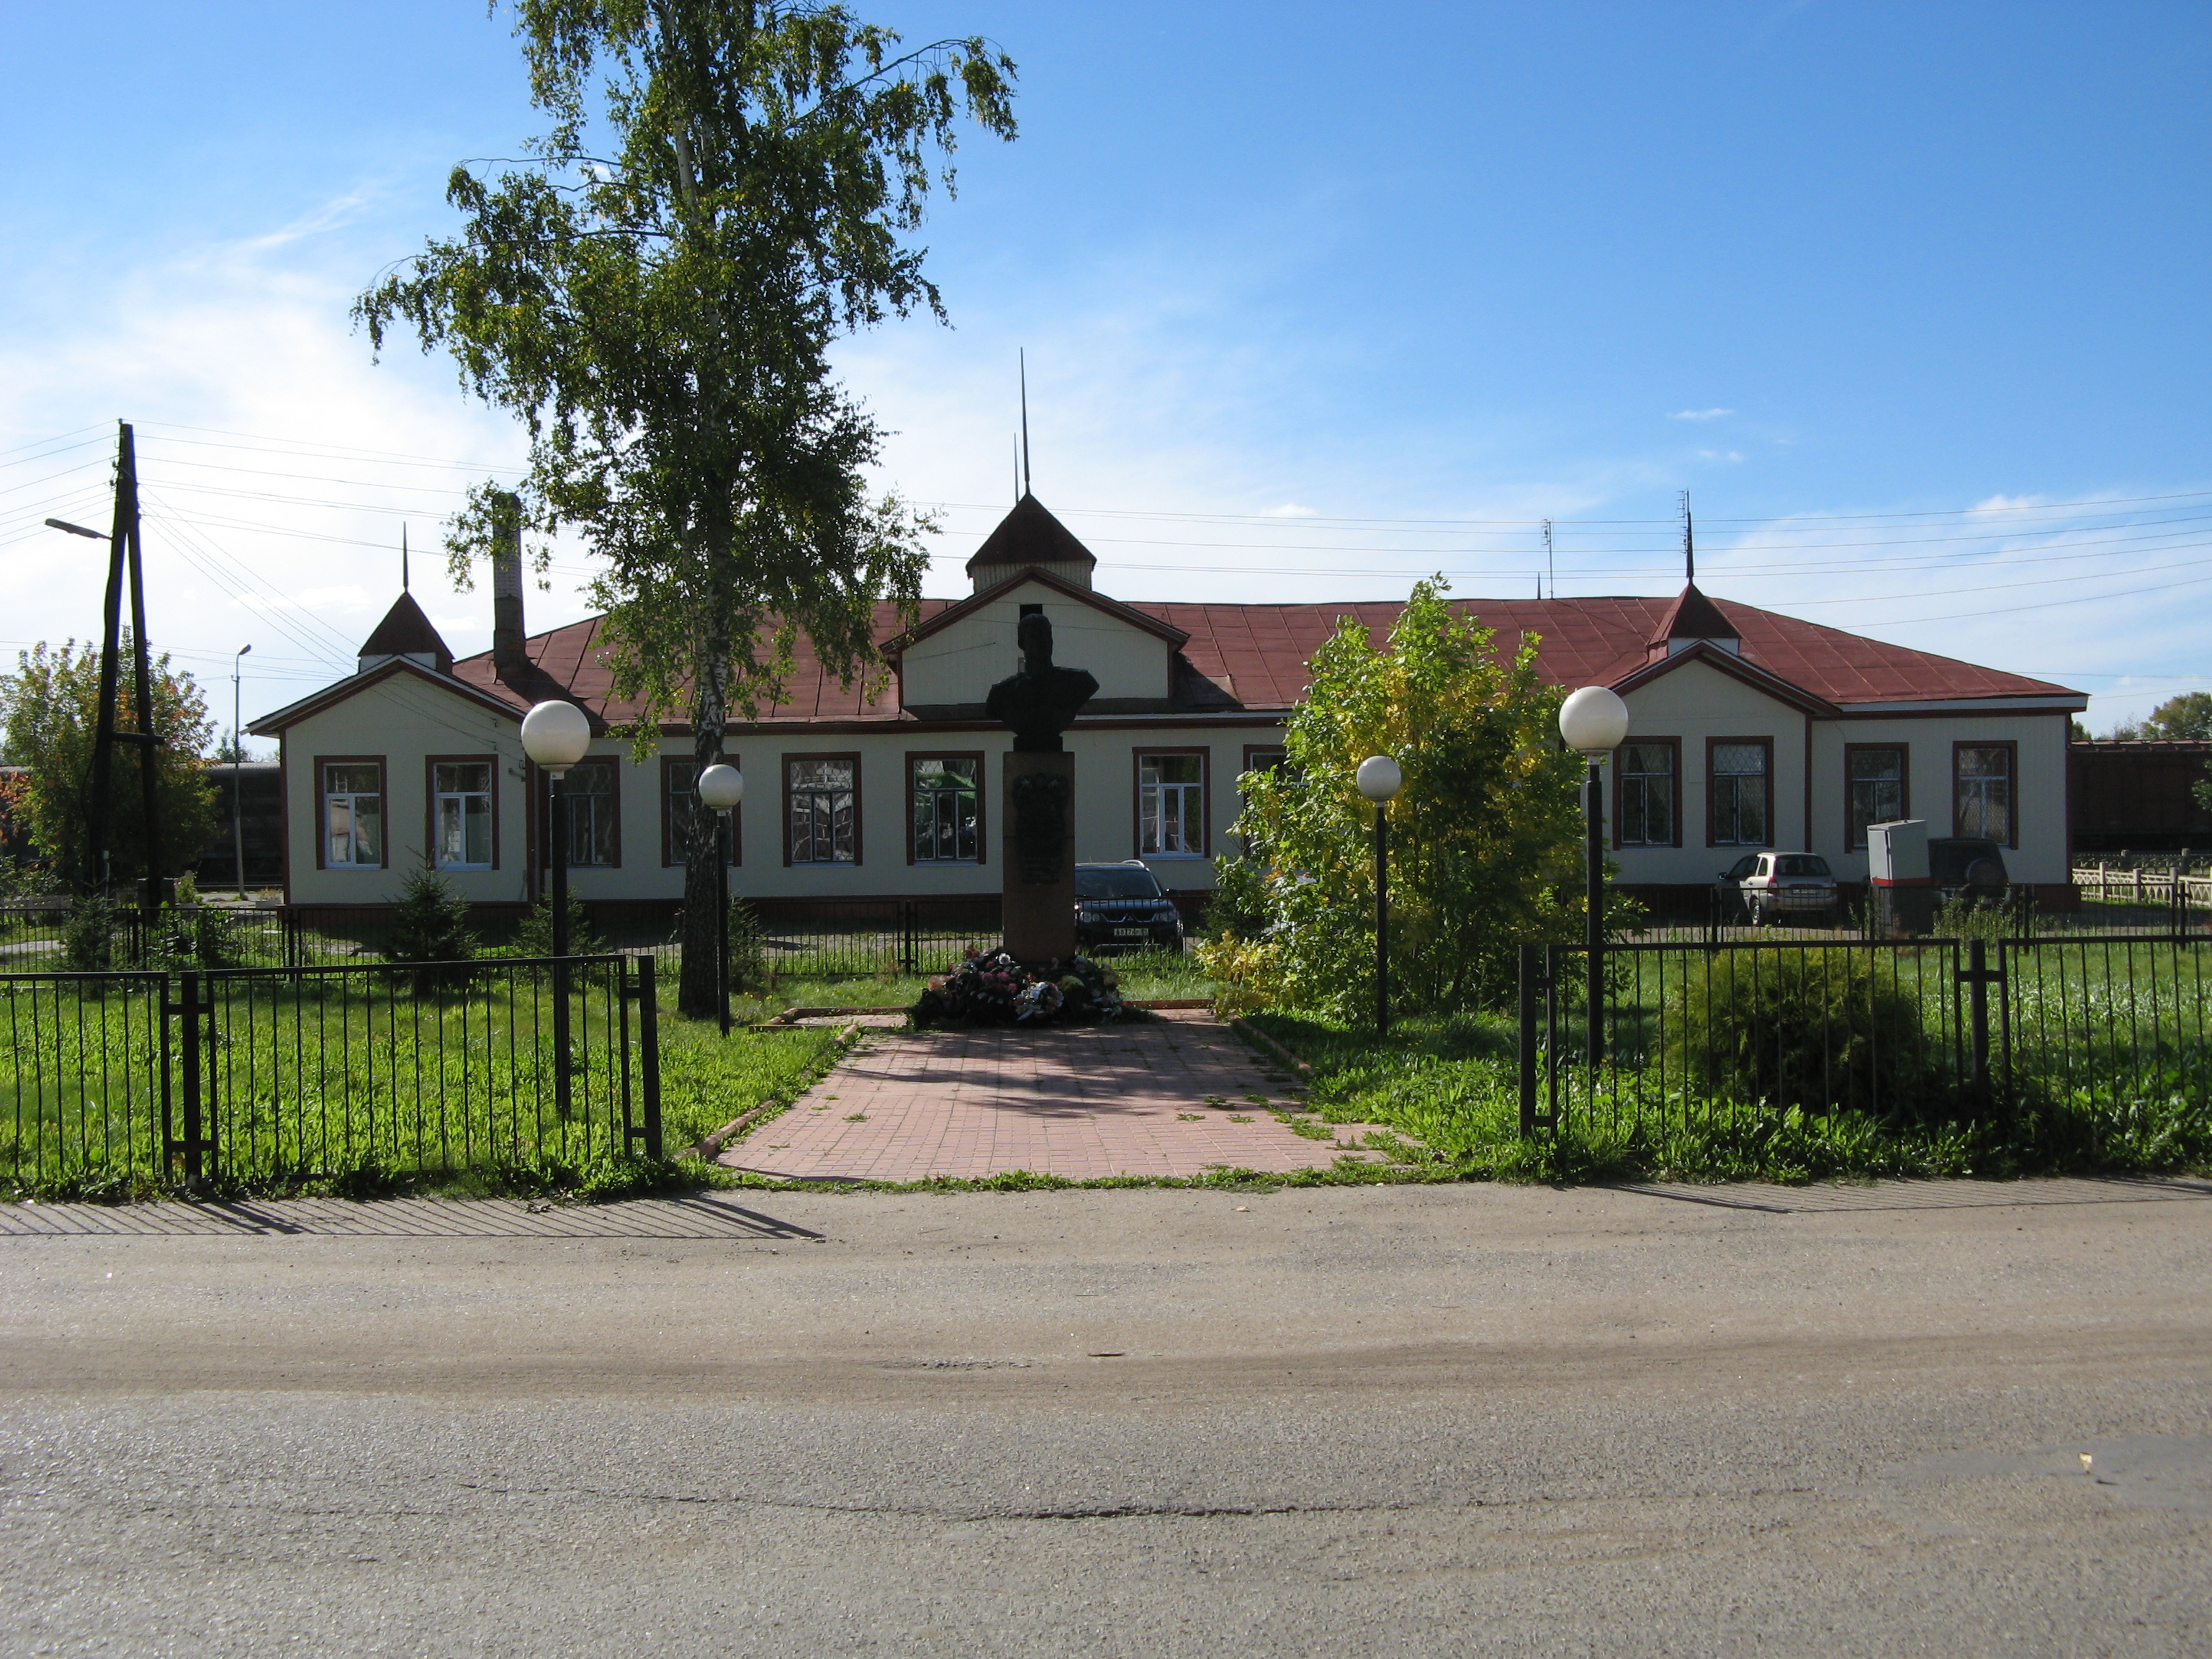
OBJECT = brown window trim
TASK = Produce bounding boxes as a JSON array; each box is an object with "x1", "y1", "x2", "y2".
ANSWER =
[
  {"x1": 1704, "y1": 737, "x2": 1775, "y2": 850},
  {"x1": 1952, "y1": 739, "x2": 2019, "y2": 848},
  {"x1": 1611, "y1": 737, "x2": 1681, "y2": 850},
  {"x1": 558, "y1": 755, "x2": 623, "y2": 870},
  {"x1": 1240, "y1": 744, "x2": 1289, "y2": 777},
  {"x1": 314, "y1": 754, "x2": 387, "y2": 871},
  {"x1": 1133, "y1": 746, "x2": 1210, "y2": 859},
  {"x1": 662, "y1": 753, "x2": 741, "y2": 868},
  {"x1": 905, "y1": 750, "x2": 986, "y2": 867},
  {"x1": 1843, "y1": 742, "x2": 1910, "y2": 852},
  {"x1": 424, "y1": 754, "x2": 500, "y2": 872},
  {"x1": 783, "y1": 751, "x2": 863, "y2": 867}
]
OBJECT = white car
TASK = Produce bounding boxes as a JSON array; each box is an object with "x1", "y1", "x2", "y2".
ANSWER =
[{"x1": 1717, "y1": 852, "x2": 1839, "y2": 927}]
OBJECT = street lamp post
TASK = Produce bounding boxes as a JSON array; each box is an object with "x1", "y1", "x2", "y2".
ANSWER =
[
  {"x1": 1356, "y1": 755, "x2": 1404, "y2": 1035},
  {"x1": 696, "y1": 763, "x2": 745, "y2": 1035},
  {"x1": 232, "y1": 644, "x2": 251, "y2": 894},
  {"x1": 521, "y1": 701, "x2": 592, "y2": 1118},
  {"x1": 1558, "y1": 686, "x2": 1630, "y2": 1069}
]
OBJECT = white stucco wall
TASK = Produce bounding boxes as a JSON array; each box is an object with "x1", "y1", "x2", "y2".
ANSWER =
[
  {"x1": 899, "y1": 580, "x2": 1174, "y2": 707},
  {"x1": 278, "y1": 666, "x2": 1280, "y2": 904},
  {"x1": 1599, "y1": 658, "x2": 2072, "y2": 888}
]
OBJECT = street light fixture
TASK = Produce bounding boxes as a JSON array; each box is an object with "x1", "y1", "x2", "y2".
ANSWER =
[
  {"x1": 232, "y1": 644, "x2": 251, "y2": 894},
  {"x1": 1558, "y1": 686, "x2": 1629, "y2": 1069},
  {"x1": 1356, "y1": 755, "x2": 1403, "y2": 1035},
  {"x1": 521, "y1": 700, "x2": 592, "y2": 1118},
  {"x1": 696, "y1": 762, "x2": 745, "y2": 1035}
]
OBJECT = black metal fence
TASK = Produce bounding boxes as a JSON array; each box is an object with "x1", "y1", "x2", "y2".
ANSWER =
[
  {"x1": 0, "y1": 896, "x2": 1010, "y2": 980},
  {"x1": 0, "y1": 954, "x2": 662, "y2": 1190},
  {"x1": 1517, "y1": 930, "x2": 2212, "y2": 1143}
]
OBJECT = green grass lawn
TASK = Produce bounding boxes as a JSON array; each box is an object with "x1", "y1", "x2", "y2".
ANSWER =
[{"x1": 0, "y1": 968, "x2": 847, "y2": 1202}]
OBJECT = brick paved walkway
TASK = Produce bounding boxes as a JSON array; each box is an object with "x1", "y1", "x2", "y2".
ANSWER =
[{"x1": 720, "y1": 1012, "x2": 1386, "y2": 1182}]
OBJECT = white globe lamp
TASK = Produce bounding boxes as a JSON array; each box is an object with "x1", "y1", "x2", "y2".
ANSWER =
[
  {"x1": 1558, "y1": 685, "x2": 1630, "y2": 757},
  {"x1": 520, "y1": 699, "x2": 592, "y2": 774},
  {"x1": 1355, "y1": 755, "x2": 1403, "y2": 803},
  {"x1": 696, "y1": 763, "x2": 745, "y2": 811}
]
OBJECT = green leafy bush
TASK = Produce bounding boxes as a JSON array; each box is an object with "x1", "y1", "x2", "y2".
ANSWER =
[
  {"x1": 1199, "y1": 580, "x2": 1585, "y2": 1023},
  {"x1": 727, "y1": 896, "x2": 769, "y2": 995},
  {"x1": 1661, "y1": 948, "x2": 1937, "y2": 1115},
  {"x1": 510, "y1": 890, "x2": 600, "y2": 959}
]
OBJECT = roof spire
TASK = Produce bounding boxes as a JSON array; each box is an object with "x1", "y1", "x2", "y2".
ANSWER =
[
  {"x1": 1013, "y1": 433, "x2": 1020, "y2": 507},
  {"x1": 1680, "y1": 489, "x2": 1694, "y2": 585},
  {"x1": 401, "y1": 523, "x2": 410, "y2": 593},
  {"x1": 1019, "y1": 349, "x2": 1032, "y2": 496}
]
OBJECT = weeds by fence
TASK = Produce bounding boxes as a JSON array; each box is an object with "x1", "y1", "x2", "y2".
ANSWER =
[
  {"x1": 0, "y1": 954, "x2": 660, "y2": 1195},
  {"x1": 1519, "y1": 932, "x2": 2212, "y2": 1165}
]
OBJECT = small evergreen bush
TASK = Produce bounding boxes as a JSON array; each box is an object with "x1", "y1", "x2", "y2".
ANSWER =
[
  {"x1": 727, "y1": 896, "x2": 768, "y2": 995},
  {"x1": 511, "y1": 890, "x2": 600, "y2": 959},
  {"x1": 60, "y1": 893, "x2": 114, "y2": 971},
  {"x1": 385, "y1": 863, "x2": 478, "y2": 993},
  {"x1": 1662, "y1": 948, "x2": 1936, "y2": 1115}
]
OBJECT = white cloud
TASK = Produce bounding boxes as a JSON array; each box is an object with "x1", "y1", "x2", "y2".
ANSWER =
[
  {"x1": 1696, "y1": 449, "x2": 1745, "y2": 463},
  {"x1": 1259, "y1": 503, "x2": 1316, "y2": 518},
  {"x1": 1669, "y1": 408, "x2": 1734, "y2": 422},
  {"x1": 1969, "y1": 492, "x2": 2046, "y2": 514}
]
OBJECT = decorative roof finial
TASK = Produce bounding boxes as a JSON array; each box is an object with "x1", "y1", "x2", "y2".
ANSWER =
[
  {"x1": 402, "y1": 523, "x2": 410, "y2": 593},
  {"x1": 1680, "y1": 490, "x2": 1694, "y2": 585},
  {"x1": 1020, "y1": 349, "x2": 1032, "y2": 497}
]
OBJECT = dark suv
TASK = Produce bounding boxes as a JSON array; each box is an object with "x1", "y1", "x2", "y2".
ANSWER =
[{"x1": 1074, "y1": 861, "x2": 1184, "y2": 954}]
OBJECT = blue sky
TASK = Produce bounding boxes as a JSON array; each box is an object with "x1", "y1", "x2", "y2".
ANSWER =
[{"x1": 1, "y1": 1, "x2": 2206, "y2": 742}]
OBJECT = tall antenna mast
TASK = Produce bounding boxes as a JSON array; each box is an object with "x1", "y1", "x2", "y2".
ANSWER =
[
  {"x1": 1019, "y1": 349, "x2": 1032, "y2": 496},
  {"x1": 1542, "y1": 518, "x2": 1555, "y2": 600},
  {"x1": 1013, "y1": 435, "x2": 1020, "y2": 507},
  {"x1": 1680, "y1": 489, "x2": 1694, "y2": 585}
]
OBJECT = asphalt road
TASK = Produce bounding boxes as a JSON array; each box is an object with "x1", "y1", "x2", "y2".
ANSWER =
[{"x1": 2, "y1": 1181, "x2": 2208, "y2": 1657}]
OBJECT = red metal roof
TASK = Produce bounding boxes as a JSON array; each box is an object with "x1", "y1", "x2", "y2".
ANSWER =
[{"x1": 438, "y1": 587, "x2": 2077, "y2": 729}]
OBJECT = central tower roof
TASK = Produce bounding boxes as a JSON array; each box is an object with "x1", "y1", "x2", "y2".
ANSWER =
[{"x1": 963, "y1": 492, "x2": 1099, "y2": 592}]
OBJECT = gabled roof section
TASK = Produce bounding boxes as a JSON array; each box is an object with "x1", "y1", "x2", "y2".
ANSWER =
[
  {"x1": 247, "y1": 655, "x2": 520, "y2": 737},
  {"x1": 889, "y1": 565, "x2": 1190, "y2": 657},
  {"x1": 964, "y1": 493, "x2": 1099, "y2": 580},
  {"x1": 1649, "y1": 583, "x2": 1737, "y2": 647},
  {"x1": 1610, "y1": 637, "x2": 1838, "y2": 717},
  {"x1": 358, "y1": 591, "x2": 454, "y2": 673}
]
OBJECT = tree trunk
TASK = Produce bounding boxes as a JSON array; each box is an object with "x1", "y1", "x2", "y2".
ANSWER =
[{"x1": 677, "y1": 616, "x2": 732, "y2": 1019}]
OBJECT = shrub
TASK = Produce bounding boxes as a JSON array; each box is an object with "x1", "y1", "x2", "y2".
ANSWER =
[
  {"x1": 1661, "y1": 948, "x2": 1937, "y2": 1115},
  {"x1": 385, "y1": 863, "x2": 478, "y2": 992},
  {"x1": 727, "y1": 896, "x2": 769, "y2": 995},
  {"x1": 511, "y1": 890, "x2": 600, "y2": 959},
  {"x1": 60, "y1": 893, "x2": 113, "y2": 971}
]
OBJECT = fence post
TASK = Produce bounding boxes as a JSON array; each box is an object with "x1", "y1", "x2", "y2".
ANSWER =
[
  {"x1": 636, "y1": 954, "x2": 662, "y2": 1161},
  {"x1": 1964, "y1": 937, "x2": 1993, "y2": 1115},
  {"x1": 177, "y1": 970, "x2": 204, "y2": 1187},
  {"x1": 900, "y1": 902, "x2": 916, "y2": 976},
  {"x1": 1517, "y1": 944, "x2": 1538, "y2": 1136}
]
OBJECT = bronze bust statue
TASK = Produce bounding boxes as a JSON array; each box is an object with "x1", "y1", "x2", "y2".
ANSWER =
[{"x1": 985, "y1": 613, "x2": 1098, "y2": 753}]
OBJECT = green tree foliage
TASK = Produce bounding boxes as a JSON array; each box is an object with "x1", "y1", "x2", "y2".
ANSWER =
[
  {"x1": 386, "y1": 863, "x2": 480, "y2": 992},
  {"x1": 2102, "y1": 691, "x2": 2212, "y2": 742},
  {"x1": 1200, "y1": 582, "x2": 1587, "y2": 1022},
  {"x1": 0, "y1": 637, "x2": 217, "y2": 891},
  {"x1": 354, "y1": 1, "x2": 1016, "y2": 1019}
]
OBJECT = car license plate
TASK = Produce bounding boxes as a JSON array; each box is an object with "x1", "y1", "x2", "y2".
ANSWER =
[{"x1": 1112, "y1": 927, "x2": 1148, "y2": 938}]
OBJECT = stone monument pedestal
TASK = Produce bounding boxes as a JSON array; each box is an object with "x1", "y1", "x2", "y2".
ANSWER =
[{"x1": 1002, "y1": 750, "x2": 1078, "y2": 966}]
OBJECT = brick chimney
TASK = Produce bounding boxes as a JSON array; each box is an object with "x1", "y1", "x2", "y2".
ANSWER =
[{"x1": 491, "y1": 498, "x2": 527, "y2": 680}]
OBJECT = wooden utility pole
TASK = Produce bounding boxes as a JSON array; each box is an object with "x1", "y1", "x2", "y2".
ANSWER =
[{"x1": 87, "y1": 422, "x2": 163, "y2": 922}]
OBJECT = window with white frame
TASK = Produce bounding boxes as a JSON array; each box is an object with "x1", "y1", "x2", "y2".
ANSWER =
[
  {"x1": 1138, "y1": 752, "x2": 1205, "y2": 855},
  {"x1": 432, "y1": 762, "x2": 493, "y2": 869},
  {"x1": 323, "y1": 762, "x2": 382, "y2": 868},
  {"x1": 562, "y1": 759, "x2": 618, "y2": 867},
  {"x1": 910, "y1": 756, "x2": 979, "y2": 863},
  {"x1": 1709, "y1": 742, "x2": 1771, "y2": 847},
  {"x1": 788, "y1": 756, "x2": 858, "y2": 864},
  {"x1": 1617, "y1": 742, "x2": 1676, "y2": 848},
  {"x1": 1848, "y1": 747, "x2": 1906, "y2": 850},
  {"x1": 1956, "y1": 745, "x2": 2013, "y2": 843}
]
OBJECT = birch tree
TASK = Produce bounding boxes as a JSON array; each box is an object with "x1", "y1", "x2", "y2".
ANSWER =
[{"x1": 357, "y1": 1, "x2": 1015, "y2": 1015}]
